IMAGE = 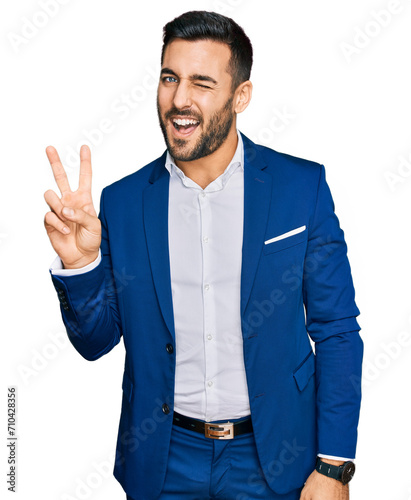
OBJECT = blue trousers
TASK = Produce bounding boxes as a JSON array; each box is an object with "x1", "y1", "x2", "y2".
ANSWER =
[{"x1": 127, "y1": 417, "x2": 303, "y2": 500}]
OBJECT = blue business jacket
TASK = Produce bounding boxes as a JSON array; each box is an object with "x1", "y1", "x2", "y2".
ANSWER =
[{"x1": 51, "y1": 133, "x2": 363, "y2": 498}]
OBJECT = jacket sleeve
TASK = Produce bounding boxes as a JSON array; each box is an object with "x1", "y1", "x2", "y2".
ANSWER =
[
  {"x1": 302, "y1": 164, "x2": 363, "y2": 459},
  {"x1": 50, "y1": 187, "x2": 123, "y2": 361}
]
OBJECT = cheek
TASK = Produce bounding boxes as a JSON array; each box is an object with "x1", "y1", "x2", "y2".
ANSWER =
[
  {"x1": 157, "y1": 88, "x2": 172, "y2": 112},
  {"x1": 200, "y1": 94, "x2": 229, "y2": 117},
  {"x1": 196, "y1": 92, "x2": 215, "y2": 109}
]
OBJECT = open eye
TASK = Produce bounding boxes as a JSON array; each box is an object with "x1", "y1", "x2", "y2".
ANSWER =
[{"x1": 162, "y1": 76, "x2": 177, "y2": 83}]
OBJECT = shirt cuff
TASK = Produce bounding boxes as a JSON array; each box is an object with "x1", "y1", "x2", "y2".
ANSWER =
[
  {"x1": 317, "y1": 454, "x2": 354, "y2": 462},
  {"x1": 50, "y1": 250, "x2": 102, "y2": 276}
]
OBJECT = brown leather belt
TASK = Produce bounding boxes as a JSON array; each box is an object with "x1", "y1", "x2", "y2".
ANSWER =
[{"x1": 173, "y1": 411, "x2": 253, "y2": 440}]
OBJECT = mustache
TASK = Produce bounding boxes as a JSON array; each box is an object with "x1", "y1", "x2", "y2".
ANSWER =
[{"x1": 164, "y1": 108, "x2": 202, "y2": 122}]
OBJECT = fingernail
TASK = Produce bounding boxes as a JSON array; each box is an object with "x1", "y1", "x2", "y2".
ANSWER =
[
  {"x1": 62, "y1": 207, "x2": 74, "y2": 217},
  {"x1": 62, "y1": 226, "x2": 70, "y2": 234}
]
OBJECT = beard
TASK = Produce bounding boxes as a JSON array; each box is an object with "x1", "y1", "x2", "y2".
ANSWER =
[{"x1": 157, "y1": 94, "x2": 235, "y2": 162}]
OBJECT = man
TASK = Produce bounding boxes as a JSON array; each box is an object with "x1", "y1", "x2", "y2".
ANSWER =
[{"x1": 44, "y1": 10, "x2": 363, "y2": 500}]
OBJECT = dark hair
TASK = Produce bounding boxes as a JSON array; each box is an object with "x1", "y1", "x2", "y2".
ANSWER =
[{"x1": 161, "y1": 10, "x2": 253, "y2": 92}]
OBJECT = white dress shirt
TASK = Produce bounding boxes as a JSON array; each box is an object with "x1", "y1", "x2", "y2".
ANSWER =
[{"x1": 165, "y1": 130, "x2": 249, "y2": 421}]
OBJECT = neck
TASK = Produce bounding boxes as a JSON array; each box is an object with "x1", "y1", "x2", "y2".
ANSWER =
[{"x1": 174, "y1": 125, "x2": 239, "y2": 190}]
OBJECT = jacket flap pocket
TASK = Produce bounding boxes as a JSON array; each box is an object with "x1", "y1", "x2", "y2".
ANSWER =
[
  {"x1": 122, "y1": 370, "x2": 134, "y2": 403},
  {"x1": 293, "y1": 351, "x2": 315, "y2": 391}
]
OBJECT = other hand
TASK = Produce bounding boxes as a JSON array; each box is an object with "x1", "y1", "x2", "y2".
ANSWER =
[{"x1": 300, "y1": 466, "x2": 349, "y2": 500}]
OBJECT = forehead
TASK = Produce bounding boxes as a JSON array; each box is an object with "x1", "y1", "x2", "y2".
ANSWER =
[{"x1": 162, "y1": 39, "x2": 232, "y2": 79}]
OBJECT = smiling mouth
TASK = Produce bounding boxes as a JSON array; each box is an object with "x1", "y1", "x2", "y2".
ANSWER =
[{"x1": 171, "y1": 117, "x2": 200, "y2": 136}]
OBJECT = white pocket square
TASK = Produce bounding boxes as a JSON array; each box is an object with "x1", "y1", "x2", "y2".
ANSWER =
[{"x1": 264, "y1": 225, "x2": 306, "y2": 245}]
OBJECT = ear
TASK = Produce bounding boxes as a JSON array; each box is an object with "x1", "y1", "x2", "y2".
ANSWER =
[{"x1": 234, "y1": 80, "x2": 253, "y2": 114}]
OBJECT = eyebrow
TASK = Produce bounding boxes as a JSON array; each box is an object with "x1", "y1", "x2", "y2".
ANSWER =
[{"x1": 161, "y1": 67, "x2": 218, "y2": 85}]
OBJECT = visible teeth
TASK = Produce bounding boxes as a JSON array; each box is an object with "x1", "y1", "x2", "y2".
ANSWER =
[{"x1": 173, "y1": 118, "x2": 199, "y2": 126}]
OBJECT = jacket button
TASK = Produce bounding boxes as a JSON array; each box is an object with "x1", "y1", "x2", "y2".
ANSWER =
[
  {"x1": 166, "y1": 344, "x2": 174, "y2": 354},
  {"x1": 162, "y1": 403, "x2": 170, "y2": 415}
]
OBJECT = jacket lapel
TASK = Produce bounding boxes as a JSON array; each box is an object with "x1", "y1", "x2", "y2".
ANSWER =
[
  {"x1": 142, "y1": 134, "x2": 273, "y2": 341},
  {"x1": 240, "y1": 133, "x2": 272, "y2": 319},
  {"x1": 142, "y1": 152, "x2": 176, "y2": 341}
]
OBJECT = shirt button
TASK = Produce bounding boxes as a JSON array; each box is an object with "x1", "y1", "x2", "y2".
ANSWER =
[
  {"x1": 166, "y1": 344, "x2": 174, "y2": 354},
  {"x1": 162, "y1": 403, "x2": 170, "y2": 415},
  {"x1": 203, "y1": 236, "x2": 208, "y2": 243},
  {"x1": 204, "y1": 284, "x2": 210, "y2": 291},
  {"x1": 201, "y1": 192, "x2": 206, "y2": 198},
  {"x1": 207, "y1": 335, "x2": 213, "y2": 341},
  {"x1": 207, "y1": 381, "x2": 213, "y2": 387}
]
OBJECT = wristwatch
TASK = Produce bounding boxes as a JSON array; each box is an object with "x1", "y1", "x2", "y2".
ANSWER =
[{"x1": 315, "y1": 457, "x2": 355, "y2": 485}]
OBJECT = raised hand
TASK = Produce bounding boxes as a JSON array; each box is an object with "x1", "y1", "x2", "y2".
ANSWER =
[{"x1": 44, "y1": 144, "x2": 101, "y2": 269}]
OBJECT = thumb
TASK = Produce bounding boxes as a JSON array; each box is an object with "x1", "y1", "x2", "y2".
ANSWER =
[{"x1": 61, "y1": 206, "x2": 100, "y2": 233}]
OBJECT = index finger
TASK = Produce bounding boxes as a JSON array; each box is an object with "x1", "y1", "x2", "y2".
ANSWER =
[
  {"x1": 79, "y1": 144, "x2": 92, "y2": 192},
  {"x1": 45, "y1": 145, "x2": 71, "y2": 195}
]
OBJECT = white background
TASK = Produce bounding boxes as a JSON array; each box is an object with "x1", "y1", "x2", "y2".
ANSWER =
[{"x1": 1, "y1": 0, "x2": 411, "y2": 499}]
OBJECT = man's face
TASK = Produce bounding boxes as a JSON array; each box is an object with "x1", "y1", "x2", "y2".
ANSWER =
[{"x1": 157, "y1": 39, "x2": 236, "y2": 162}]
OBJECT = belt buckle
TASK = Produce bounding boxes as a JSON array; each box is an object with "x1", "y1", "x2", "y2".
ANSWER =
[{"x1": 204, "y1": 421, "x2": 234, "y2": 440}]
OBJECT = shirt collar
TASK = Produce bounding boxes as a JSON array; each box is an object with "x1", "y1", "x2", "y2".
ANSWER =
[{"x1": 165, "y1": 129, "x2": 244, "y2": 191}]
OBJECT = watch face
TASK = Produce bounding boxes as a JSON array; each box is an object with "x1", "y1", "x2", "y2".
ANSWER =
[{"x1": 341, "y1": 462, "x2": 356, "y2": 485}]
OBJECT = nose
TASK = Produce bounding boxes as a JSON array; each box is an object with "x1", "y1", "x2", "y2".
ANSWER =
[{"x1": 172, "y1": 80, "x2": 193, "y2": 110}]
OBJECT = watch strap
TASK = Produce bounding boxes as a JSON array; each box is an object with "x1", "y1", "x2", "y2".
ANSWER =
[{"x1": 315, "y1": 457, "x2": 342, "y2": 481}]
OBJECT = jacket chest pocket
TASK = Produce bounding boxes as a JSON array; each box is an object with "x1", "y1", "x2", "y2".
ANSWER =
[{"x1": 263, "y1": 225, "x2": 307, "y2": 255}]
